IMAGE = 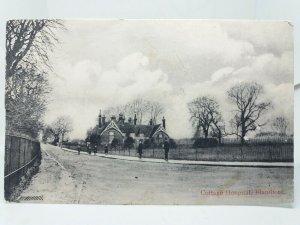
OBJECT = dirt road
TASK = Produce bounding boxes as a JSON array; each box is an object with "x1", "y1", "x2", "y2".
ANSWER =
[{"x1": 18, "y1": 144, "x2": 293, "y2": 205}]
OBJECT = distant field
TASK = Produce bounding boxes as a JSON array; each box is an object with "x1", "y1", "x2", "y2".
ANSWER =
[{"x1": 64, "y1": 144, "x2": 293, "y2": 162}]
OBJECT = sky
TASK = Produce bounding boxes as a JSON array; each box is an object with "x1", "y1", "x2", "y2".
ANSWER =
[{"x1": 45, "y1": 20, "x2": 294, "y2": 139}]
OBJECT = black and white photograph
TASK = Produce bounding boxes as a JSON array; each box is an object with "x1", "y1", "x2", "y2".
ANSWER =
[{"x1": 4, "y1": 19, "x2": 294, "y2": 205}]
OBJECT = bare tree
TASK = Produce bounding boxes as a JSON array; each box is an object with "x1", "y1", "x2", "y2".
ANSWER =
[
  {"x1": 188, "y1": 96, "x2": 220, "y2": 140},
  {"x1": 103, "y1": 99, "x2": 164, "y2": 125},
  {"x1": 6, "y1": 20, "x2": 64, "y2": 137},
  {"x1": 125, "y1": 98, "x2": 150, "y2": 124},
  {"x1": 210, "y1": 111, "x2": 226, "y2": 144},
  {"x1": 103, "y1": 105, "x2": 126, "y2": 119},
  {"x1": 147, "y1": 101, "x2": 164, "y2": 125},
  {"x1": 272, "y1": 116, "x2": 288, "y2": 136},
  {"x1": 227, "y1": 82, "x2": 271, "y2": 144},
  {"x1": 43, "y1": 116, "x2": 73, "y2": 145},
  {"x1": 6, "y1": 20, "x2": 64, "y2": 78}
]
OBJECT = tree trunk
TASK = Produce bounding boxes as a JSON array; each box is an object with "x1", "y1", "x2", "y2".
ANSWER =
[
  {"x1": 53, "y1": 135, "x2": 59, "y2": 145},
  {"x1": 204, "y1": 129, "x2": 208, "y2": 140}
]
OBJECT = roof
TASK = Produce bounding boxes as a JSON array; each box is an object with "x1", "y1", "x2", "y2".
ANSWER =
[{"x1": 97, "y1": 119, "x2": 164, "y2": 138}]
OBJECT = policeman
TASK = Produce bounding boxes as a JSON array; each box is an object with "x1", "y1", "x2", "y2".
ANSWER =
[
  {"x1": 163, "y1": 138, "x2": 170, "y2": 161},
  {"x1": 93, "y1": 145, "x2": 97, "y2": 155},
  {"x1": 104, "y1": 144, "x2": 108, "y2": 154},
  {"x1": 137, "y1": 140, "x2": 143, "y2": 159}
]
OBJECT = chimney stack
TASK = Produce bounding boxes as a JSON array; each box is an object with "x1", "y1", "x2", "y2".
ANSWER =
[
  {"x1": 118, "y1": 113, "x2": 125, "y2": 123},
  {"x1": 134, "y1": 114, "x2": 137, "y2": 125},
  {"x1": 162, "y1": 117, "x2": 166, "y2": 129},
  {"x1": 111, "y1": 115, "x2": 116, "y2": 121},
  {"x1": 102, "y1": 115, "x2": 106, "y2": 125},
  {"x1": 128, "y1": 117, "x2": 132, "y2": 124},
  {"x1": 98, "y1": 110, "x2": 102, "y2": 127},
  {"x1": 149, "y1": 118, "x2": 153, "y2": 126}
]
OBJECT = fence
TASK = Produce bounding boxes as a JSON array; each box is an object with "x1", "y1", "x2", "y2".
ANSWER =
[
  {"x1": 4, "y1": 133, "x2": 41, "y2": 200},
  {"x1": 92, "y1": 145, "x2": 292, "y2": 162},
  {"x1": 62, "y1": 137, "x2": 293, "y2": 162}
]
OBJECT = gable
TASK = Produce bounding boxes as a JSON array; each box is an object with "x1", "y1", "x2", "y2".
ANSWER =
[
  {"x1": 151, "y1": 124, "x2": 168, "y2": 138},
  {"x1": 100, "y1": 120, "x2": 125, "y2": 137}
]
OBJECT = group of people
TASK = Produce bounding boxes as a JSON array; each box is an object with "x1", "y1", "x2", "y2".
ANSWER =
[{"x1": 78, "y1": 139, "x2": 170, "y2": 161}]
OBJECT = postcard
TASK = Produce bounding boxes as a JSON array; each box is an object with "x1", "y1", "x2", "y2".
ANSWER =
[{"x1": 5, "y1": 20, "x2": 293, "y2": 205}]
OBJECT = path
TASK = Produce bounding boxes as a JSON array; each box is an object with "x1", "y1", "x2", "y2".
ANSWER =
[{"x1": 17, "y1": 144, "x2": 293, "y2": 205}]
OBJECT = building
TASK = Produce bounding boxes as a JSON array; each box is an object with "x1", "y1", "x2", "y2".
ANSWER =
[{"x1": 97, "y1": 111, "x2": 169, "y2": 147}]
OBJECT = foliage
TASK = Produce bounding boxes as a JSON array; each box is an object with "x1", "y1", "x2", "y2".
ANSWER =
[
  {"x1": 86, "y1": 133, "x2": 100, "y2": 145},
  {"x1": 124, "y1": 137, "x2": 134, "y2": 149},
  {"x1": 111, "y1": 138, "x2": 120, "y2": 148},
  {"x1": 169, "y1": 138, "x2": 177, "y2": 149},
  {"x1": 193, "y1": 138, "x2": 218, "y2": 148}
]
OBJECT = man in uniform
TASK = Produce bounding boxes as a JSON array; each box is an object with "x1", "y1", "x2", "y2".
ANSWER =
[
  {"x1": 137, "y1": 141, "x2": 143, "y2": 159},
  {"x1": 93, "y1": 145, "x2": 97, "y2": 155},
  {"x1": 104, "y1": 144, "x2": 108, "y2": 154},
  {"x1": 163, "y1": 138, "x2": 170, "y2": 161}
]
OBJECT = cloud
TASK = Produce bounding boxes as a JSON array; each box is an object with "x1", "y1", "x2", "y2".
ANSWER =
[
  {"x1": 224, "y1": 21, "x2": 293, "y2": 55},
  {"x1": 45, "y1": 20, "x2": 294, "y2": 139},
  {"x1": 181, "y1": 51, "x2": 294, "y2": 136},
  {"x1": 47, "y1": 53, "x2": 173, "y2": 138},
  {"x1": 211, "y1": 67, "x2": 235, "y2": 82}
]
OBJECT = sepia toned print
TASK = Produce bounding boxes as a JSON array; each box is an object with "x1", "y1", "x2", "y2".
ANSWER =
[{"x1": 5, "y1": 20, "x2": 293, "y2": 205}]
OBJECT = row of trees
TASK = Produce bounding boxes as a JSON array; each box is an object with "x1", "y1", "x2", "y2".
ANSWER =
[
  {"x1": 188, "y1": 82, "x2": 289, "y2": 145},
  {"x1": 104, "y1": 98, "x2": 164, "y2": 125},
  {"x1": 6, "y1": 20, "x2": 64, "y2": 138}
]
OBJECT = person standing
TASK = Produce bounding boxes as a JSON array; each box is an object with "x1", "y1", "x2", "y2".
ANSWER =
[
  {"x1": 93, "y1": 145, "x2": 97, "y2": 155},
  {"x1": 78, "y1": 145, "x2": 81, "y2": 155},
  {"x1": 104, "y1": 144, "x2": 108, "y2": 154},
  {"x1": 163, "y1": 139, "x2": 170, "y2": 161},
  {"x1": 87, "y1": 144, "x2": 91, "y2": 155},
  {"x1": 138, "y1": 141, "x2": 143, "y2": 159}
]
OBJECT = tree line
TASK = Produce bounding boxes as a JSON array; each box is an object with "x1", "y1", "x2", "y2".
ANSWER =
[
  {"x1": 104, "y1": 98, "x2": 164, "y2": 125},
  {"x1": 188, "y1": 82, "x2": 290, "y2": 145}
]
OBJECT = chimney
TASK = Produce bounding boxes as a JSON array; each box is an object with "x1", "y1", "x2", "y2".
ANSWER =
[
  {"x1": 111, "y1": 115, "x2": 116, "y2": 121},
  {"x1": 134, "y1": 114, "x2": 137, "y2": 125},
  {"x1": 118, "y1": 113, "x2": 125, "y2": 123},
  {"x1": 149, "y1": 118, "x2": 153, "y2": 126},
  {"x1": 102, "y1": 115, "x2": 106, "y2": 124},
  {"x1": 162, "y1": 117, "x2": 166, "y2": 129},
  {"x1": 98, "y1": 110, "x2": 102, "y2": 127}
]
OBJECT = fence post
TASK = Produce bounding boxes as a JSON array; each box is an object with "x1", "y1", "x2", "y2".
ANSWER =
[{"x1": 269, "y1": 145, "x2": 273, "y2": 162}]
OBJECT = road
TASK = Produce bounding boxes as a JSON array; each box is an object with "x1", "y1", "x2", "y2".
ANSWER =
[{"x1": 18, "y1": 144, "x2": 293, "y2": 205}]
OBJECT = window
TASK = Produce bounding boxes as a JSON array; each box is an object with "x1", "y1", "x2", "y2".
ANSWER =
[{"x1": 109, "y1": 131, "x2": 114, "y2": 143}]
